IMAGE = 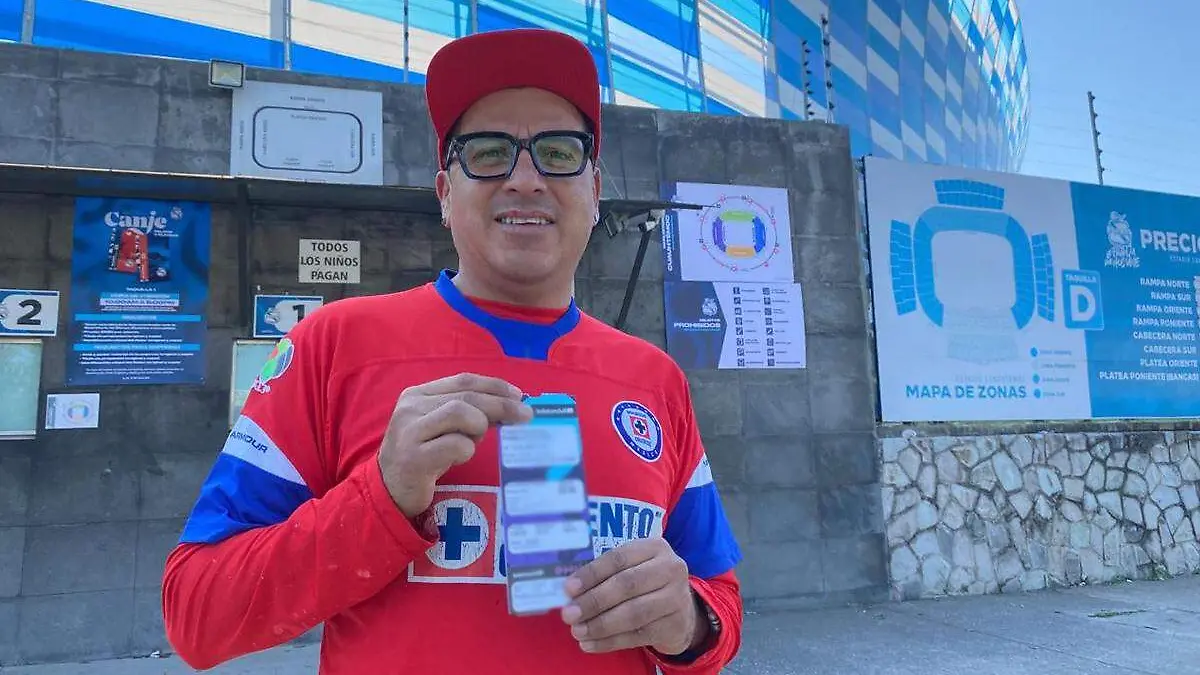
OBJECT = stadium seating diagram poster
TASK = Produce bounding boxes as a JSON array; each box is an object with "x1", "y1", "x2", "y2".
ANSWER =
[
  {"x1": 67, "y1": 197, "x2": 211, "y2": 386},
  {"x1": 660, "y1": 181, "x2": 806, "y2": 370},
  {"x1": 865, "y1": 155, "x2": 1200, "y2": 422}
]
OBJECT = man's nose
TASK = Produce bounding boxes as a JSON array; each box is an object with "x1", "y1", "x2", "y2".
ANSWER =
[{"x1": 503, "y1": 148, "x2": 548, "y2": 193}]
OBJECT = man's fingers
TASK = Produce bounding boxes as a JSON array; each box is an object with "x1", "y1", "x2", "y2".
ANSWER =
[
  {"x1": 577, "y1": 612, "x2": 680, "y2": 655},
  {"x1": 407, "y1": 372, "x2": 523, "y2": 399},
  {"x1": 566, "y1": 539, "x2": 662, "y2": 598},
  {"x1": 411, "y1": 399, "x2": 491, "y2": 443},
  {"x1": 419, "y1": 432, "x2": 477, "y2": 474},
  {"x1": 564, "y1": 555, "x2": 674, "y2": 625},
  {"x1": 432, "y1": 391, "x2": 533, "y2": 425},
  {"x1": 568, "y1": 586, "x2": 677, "y2": 642}
]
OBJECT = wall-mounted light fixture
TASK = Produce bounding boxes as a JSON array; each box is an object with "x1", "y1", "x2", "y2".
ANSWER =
[{"x1": 209, "y1": 59, "x2": 245, "y2": 88}]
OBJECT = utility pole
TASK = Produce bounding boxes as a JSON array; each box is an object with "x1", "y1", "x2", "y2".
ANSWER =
[
  {"x1": 693, "y1": 4, "x2": 709, "y2": 113},
  {"x1": 403, "y1": 0, "x2": 410, "y2": 83},
  {"x1": 270, "y1": 0, "x2": 292, "y2": 69},
  {"x1": 1088, "y1": 90, "x2": 1105, "y2": 185},
  {"x1": 21, "y1": 0, "x2": 35, "y2": 43},
  {"x1": 800, "y1": 39, "x2": 815, "y2": 121},
  {"x1": 599, "y1": 0, "x2": 616, "y2": 104},
  {"x1": 282, "y1": 0, "x2": 292, "y2": 70},
  {"x1": 820, "y1": 14, "x2": 836, "y2": 123}
]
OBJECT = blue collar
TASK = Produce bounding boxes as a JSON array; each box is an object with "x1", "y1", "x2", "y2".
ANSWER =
[{"x1": 433, "y1": 269, "x2": 581, "y2": 360}]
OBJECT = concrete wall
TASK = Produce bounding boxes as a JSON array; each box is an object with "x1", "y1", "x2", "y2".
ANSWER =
[{"x1": 0, "y1": 43, "x2": 883, "y2": 666}]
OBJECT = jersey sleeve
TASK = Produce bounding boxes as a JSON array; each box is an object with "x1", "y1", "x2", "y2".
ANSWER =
[
  {"x1": 161, "y1": 303, "x2": 437, "y2": 670},
  {"x1": 651, "y1": 365, "x2": 744, "y2": 673}
]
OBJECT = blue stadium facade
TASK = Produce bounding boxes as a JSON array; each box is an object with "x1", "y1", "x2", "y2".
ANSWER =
[{"x1": 0, "y1": 0, "x2": 1028, "y2": 171}]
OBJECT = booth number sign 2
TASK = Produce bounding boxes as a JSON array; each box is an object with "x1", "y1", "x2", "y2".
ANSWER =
[
  {"x1": 0, "y1": 289, "x2": 60, "y2": 337},
  {"x1": 299, "y1": 239, "x2": 361, "y2": 284}
]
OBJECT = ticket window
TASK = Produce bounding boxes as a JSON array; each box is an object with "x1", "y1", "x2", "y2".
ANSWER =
[
  {"x1": 228, "y1": 339, "x2": 280, "y2": 427},
  {"x1": 0, "y1": 338, "x2": 44, "y2": 440}
]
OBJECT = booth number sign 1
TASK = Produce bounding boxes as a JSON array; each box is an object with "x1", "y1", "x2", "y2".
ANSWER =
[{"x1": 299, "y1": 239, "x2": 361, "y2": 284}]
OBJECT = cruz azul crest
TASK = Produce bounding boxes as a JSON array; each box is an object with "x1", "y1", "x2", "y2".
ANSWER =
[{"x1": 611, "y1": 400, "x2": 663, "y2": 462}]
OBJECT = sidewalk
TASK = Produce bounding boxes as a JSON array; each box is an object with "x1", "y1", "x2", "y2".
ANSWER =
[{"x1": 5, "y1": 574, "x2": 1198, "y2": 674}]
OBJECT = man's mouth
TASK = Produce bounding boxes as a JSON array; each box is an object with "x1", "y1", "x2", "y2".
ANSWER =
[
  {"x1": 497, "y1": 217, "x2": 552, "y2": 225},
  {"x1": 495, "y1": 211, "x2": 554, "y2": 226}
]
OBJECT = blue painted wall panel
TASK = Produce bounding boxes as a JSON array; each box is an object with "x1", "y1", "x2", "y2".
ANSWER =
[
  {"x1": 34, "y1": 0, "x2": 280, "y2": 67},
  {"x1": 0, "y1": 0, "x2": 20, "y2": 42}
]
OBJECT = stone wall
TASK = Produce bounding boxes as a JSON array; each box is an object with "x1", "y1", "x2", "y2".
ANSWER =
[{"x1": 881, "y1": 430, "x2": 1200, "y2": 600}]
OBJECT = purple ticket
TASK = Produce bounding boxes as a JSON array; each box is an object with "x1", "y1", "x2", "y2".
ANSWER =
[{"x1": 497, "y1": 393, "x2": 594, "y2": 616}]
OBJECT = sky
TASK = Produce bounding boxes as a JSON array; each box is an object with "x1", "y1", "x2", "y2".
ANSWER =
[{"x1": 1015, "y1": 1, "x2": 1200, "y2": 197}]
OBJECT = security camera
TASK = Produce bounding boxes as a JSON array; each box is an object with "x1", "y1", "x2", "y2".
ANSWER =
[
  {"x1": 646, "y1": 209, "x2": 665, "y2": 231},
  {"x1": 626, "y1": 209, "x2": 665, "y2": 232},
  {"x1": 601, "y1": 208, "x2": 668, "y2": 238}
]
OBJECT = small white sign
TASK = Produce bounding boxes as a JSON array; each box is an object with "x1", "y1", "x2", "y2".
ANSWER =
[
  {"x1": 45, "y1": 393, "x2": 101, "y2": 430},
  {"x1": 299, "y1": 239, "x2": 361, "y2": 284},
  {"x1": 0, "y1": 289, "x2": 60, "y2": 337},
  {"x1": 230, "y1": 80, "x2": 384, "y2": 185}
]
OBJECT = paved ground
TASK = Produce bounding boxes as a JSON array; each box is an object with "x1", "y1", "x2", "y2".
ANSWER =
[{"x1": 5, "y1": 574, "x2": 1199, "y2": 674}]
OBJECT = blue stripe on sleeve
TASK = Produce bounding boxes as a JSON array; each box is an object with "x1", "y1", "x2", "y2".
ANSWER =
[
  {"x1": 664, "y1": 458, "x2": 743, "y2": 578},
  {"x1": 179, "y1": 415, "x2": 314, "y2": 545}
]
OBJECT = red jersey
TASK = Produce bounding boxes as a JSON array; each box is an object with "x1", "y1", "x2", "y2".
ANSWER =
[{"x1": 162, "y1": 270, "x2": 744, "y2": 674}]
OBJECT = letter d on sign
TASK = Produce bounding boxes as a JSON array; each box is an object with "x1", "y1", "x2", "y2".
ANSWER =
[
  {"x1": 1071, "y1": 286, "x2": 1094, "y2": 322},
  {"x1": 1063, "y1": 270, "x2": 1104, "y2": 331}
]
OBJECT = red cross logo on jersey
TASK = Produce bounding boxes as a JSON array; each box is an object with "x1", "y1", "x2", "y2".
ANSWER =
[{"x1": 408, "y1": 487, "x2": 502, "y2": 584}]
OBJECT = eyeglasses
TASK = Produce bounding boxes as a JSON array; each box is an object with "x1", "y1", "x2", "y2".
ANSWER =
[{"x1": 444, "y1": 130, "x2": 594, "y2": 179}]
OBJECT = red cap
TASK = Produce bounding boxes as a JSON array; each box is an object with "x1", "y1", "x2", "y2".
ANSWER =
[{"x1": 425, "y1": 28, "x2": 602, "y2": 169}]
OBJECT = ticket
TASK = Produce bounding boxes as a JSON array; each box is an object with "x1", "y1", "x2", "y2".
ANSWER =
[{"x1": 497, "y1": 393, "x2": 594, "y2": 616}]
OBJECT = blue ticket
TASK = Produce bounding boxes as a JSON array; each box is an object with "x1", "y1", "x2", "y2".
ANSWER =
[{"x1": 497, "y1": 393, "x2": 594, "y2": 616}]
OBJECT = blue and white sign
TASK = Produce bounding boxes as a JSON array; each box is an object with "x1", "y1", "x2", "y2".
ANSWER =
[
  {"x1": 664, "y1": 281, "x2": 807, "y2": 370},
  {"x1": 866, "y1": 155, "x2": 1200, "y2": 422},
  {"x1": 253, "y1": 295, "x2": 323, "y2": 338},
  {"x1": 66, "y1": 197, "x2": 210, "y2": 386},
  {"x1": 660, "y1": 180, "x2": 806, "y2": 371},
  {"x1": 0, "y1": 289, "x2": 60, "y2": 336}
]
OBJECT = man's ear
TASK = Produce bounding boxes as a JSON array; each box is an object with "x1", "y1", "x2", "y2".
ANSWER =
[
  {"x1": 435, "y1": 170, "x2": 452, "y2": 229},
  {"x1": 591, "y1": 162, "x2": 602, "y2": 220}
]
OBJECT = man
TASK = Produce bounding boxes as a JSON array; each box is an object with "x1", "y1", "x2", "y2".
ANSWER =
[{"x1": 162, "y1": 27, "x2": 743, "y2": 674}]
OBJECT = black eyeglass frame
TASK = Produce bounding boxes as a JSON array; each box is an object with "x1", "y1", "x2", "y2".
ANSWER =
[{"x1": 442, "y1": 129, "x2": 596, "y2": 179}]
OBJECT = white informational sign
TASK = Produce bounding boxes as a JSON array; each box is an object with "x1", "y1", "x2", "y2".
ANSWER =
[
  {"x1": 860, "y1": 155, "x2": 1200, "y2": 423},
  {"x1": 45, "y1": 393, "x2": 100, "y2": 430},
  {"x1": 230, "y1": 80, "x2": 384, "y2": 185},
  {"x1": 664, "y1": 281, "x2": 806, "y2": 369},
  {"x1": 662, "y1": 182, "x2": 796, "y2": 284},
  {"x1": 299, "y1": 239, "x2": 361, "y2": 284},
  {"x1": 0, "y1": 289, "x2": 60, "y2": 337},
  {"x1": 253, "y1": 295, "x2": 324, "y2": 338}
]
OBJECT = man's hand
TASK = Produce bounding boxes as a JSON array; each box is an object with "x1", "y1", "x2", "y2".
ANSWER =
[
  {"x1": 560, "y1": 538, "x2": 707, "y2": 656},
  {"x1": 378, "y1": 372, "x2": 531, "y2": 519}
]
